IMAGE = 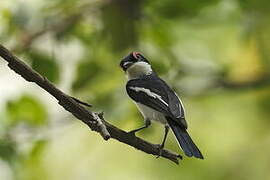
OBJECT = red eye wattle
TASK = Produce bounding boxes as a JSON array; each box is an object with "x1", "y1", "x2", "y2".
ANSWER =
[{"x1": 132, "y1": 52, "x2": 140, "y2": 59}]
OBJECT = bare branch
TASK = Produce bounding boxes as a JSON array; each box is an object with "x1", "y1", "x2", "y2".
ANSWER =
[{"x1": 0, "y1": 44, "x2": 182, "y2": 164}]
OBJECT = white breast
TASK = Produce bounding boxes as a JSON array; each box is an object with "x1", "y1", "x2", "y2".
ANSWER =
[
  {"x1": 126, "y1": 61, "x2": 152, "y2": 80},
  {"x1": 135, "y1": 103, "x2": 167, "y2": 124}
]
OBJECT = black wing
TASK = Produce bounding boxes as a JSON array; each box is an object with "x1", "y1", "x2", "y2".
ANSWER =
[{"x1": 126, "y1": 74, "x2": 187, "y2": 128}]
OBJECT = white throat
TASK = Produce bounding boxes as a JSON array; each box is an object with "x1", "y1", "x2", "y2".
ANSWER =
[{"x1": 126, "y1": 61, "x2": 152, "y2": 80}]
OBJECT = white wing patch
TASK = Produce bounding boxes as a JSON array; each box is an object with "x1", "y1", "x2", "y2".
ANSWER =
[
  {"x1": 174, "y1": 92, "x2": 185, "y2": 117},
  {"x1": 129, "y1": 86, "x2": 168, "y2": 106}
]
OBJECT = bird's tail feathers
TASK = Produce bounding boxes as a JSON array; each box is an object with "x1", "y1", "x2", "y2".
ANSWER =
[{"x1": 167, "y1": 117, "x2": 204, "y2": 159}]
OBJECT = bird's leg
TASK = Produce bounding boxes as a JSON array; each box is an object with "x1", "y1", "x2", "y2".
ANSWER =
[
  {"x1": 128, "y1": 119, "x2": 151, "y2": 135},
  {"x1": 156, "y1": 125, "x2": 170, "y2": 158},
  {"x1": 160, "y1": 125, "x2": 170, "y2": 148}
]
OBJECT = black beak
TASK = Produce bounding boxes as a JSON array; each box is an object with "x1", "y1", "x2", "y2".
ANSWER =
[{"x1": 120, "y1": 60, "x2": 133, "y2": 71}]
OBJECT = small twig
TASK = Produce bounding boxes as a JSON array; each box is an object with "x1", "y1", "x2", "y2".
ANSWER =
[
  {"x1": 92, "y1": 112, "x2": 110, "y2": 140},
  {"x1": 0, "y1": 44, "x2": 182, "y2": 164},
  {"x1": 70, "y1": 96, "x2": 92, "y2": 107}
]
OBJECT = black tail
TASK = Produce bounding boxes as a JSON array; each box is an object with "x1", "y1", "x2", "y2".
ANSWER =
[{"x1": 167, "y1": 117, "x2": 204, "y2": 159}]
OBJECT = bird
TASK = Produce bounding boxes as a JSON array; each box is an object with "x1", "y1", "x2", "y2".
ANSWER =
[{"x1": 119, "y1": 52, "x2": 203, "y2": 159}]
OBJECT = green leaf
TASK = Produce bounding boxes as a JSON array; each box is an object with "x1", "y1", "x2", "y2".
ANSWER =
[
  {"x1": 72, "y1": 59, "x2": 103, "y2": 91},
  {"x1": 27, "y1": 50, "x2": 60, "y2": 83},
  {"x1": 6, "y1": 95, "x2": 48, "y2": 127},
  {"x1": 0, "y1": 138, "x2": 16, "y2": 163},
  {"x1": 29, "y1": 140, "x2": 47, "y2": 160}
]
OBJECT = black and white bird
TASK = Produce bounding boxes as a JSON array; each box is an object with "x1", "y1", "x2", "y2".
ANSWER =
[{"x1": 120, "y1": 52, "x2": 203, "y2": 159}]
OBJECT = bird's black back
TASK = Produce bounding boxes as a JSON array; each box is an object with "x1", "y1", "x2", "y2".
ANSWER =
[{"x1": 126, "y1": 73, "x2": 187, "y2": 128}]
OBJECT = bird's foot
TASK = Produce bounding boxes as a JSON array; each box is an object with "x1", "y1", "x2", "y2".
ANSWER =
[
  {"x1": 177, "y1": 154, "x2": 183, "y2": 160},
  {"x1": 156, "y1": 144, "x2": 164, "y2": 158}
]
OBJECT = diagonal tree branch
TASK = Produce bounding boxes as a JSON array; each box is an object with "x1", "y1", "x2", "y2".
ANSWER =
[{"x1": 0, "y1": 44, "x2": 182, "y2": 164}]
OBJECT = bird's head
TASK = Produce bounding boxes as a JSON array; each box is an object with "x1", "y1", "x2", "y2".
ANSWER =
[
  {"x1": 120, "y1": 52, "x2": 152, "y2": 79},
  {"x1": 120, "y1": 52, "x2": 150, "y2": 71}
]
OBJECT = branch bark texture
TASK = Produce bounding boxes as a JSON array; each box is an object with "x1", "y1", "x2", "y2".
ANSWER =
[{"x1": 0, "y1": 44, "x2": 182, "y2": 164}]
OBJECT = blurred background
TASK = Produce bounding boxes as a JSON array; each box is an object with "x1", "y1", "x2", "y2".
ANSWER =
[{"x1": 0, "y1": 0, "x2": 270, "y2": 179}]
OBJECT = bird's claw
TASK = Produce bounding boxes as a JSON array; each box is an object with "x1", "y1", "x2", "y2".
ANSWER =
[
  {"x1": 156, "y1": 144, "x2": 164, "y2": 158},
  {"x1": 177, "y1": 154, "x2": 183, "y2": 160}
]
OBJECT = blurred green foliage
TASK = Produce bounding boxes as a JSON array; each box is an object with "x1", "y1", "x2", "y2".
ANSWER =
[
  {"x1": 0, "y1": 138, "x2": 16, "y2": 163},
  {"x1": 6, "y1": 95, "x2": 48, "y2": 127},
  {"x1": 145, "y1": 0, "x2": 219, "y2": 19},
  {"x1": 72, "y1": 59, "x2": 103, "y2": 91},
  {"x1": 28, "y1": 51, "x2": 60, "y2": 83},
  {"x1": 15, "y1": 140, "x2": 48, "y2": 180},
  {"x1": 0, "y1": 0, "x2": 270, "y2": 179}
]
